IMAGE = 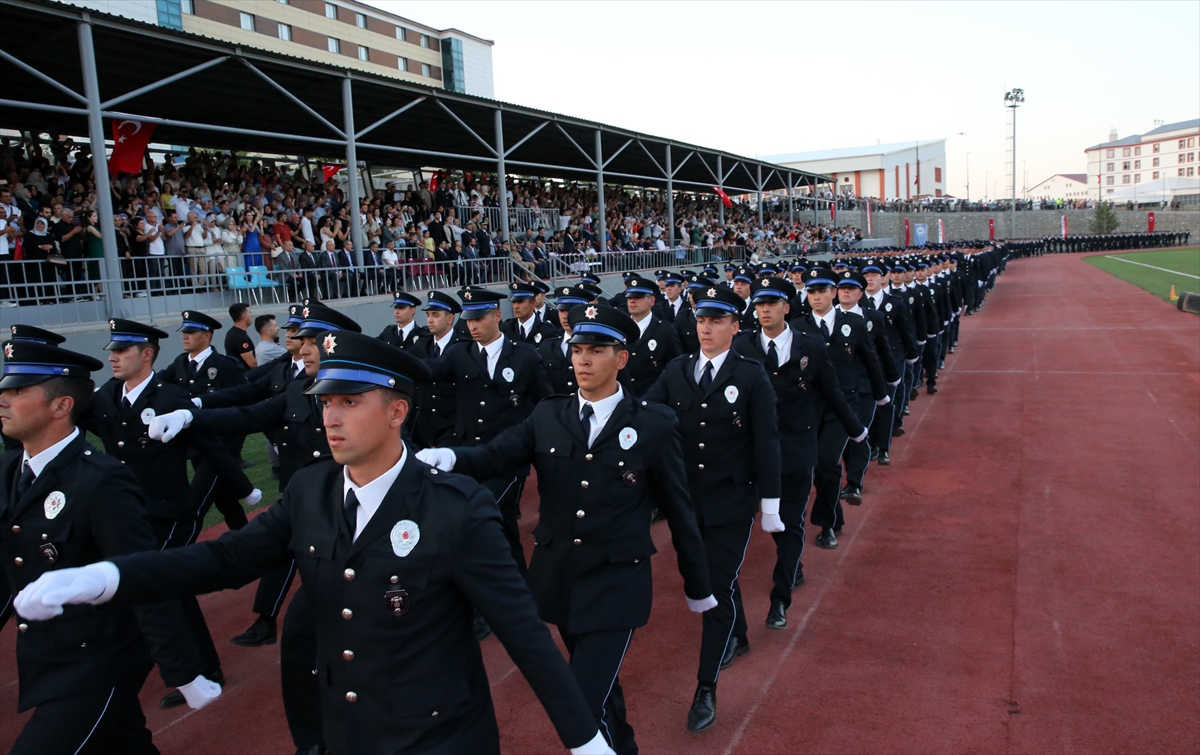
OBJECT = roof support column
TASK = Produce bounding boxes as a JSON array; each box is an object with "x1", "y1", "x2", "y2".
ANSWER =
[
  {"x1": 595, "y1": 130, "x2": 607, "y2": 255},
  {"x1": 78, "y1": 19, "x2": 123, "y2": 317},
  {"x1": 342, "y1": 76, "x2": 363, "y2": 266},
  {"x1": 787, "y1": 171, "x2": 794, "y2": 225},
  {"x1": 494, "y1": 109, "x2": 510, "y2": 247},
  {"x1": 717, "y1": 155, "x2": 725, "y2": 226},
  {"x1": 665, "y1": 144, "x2": 674, "y2": 248},
  {"x1": 757, "y1": 164, "x2": 764, "y2": 227}
]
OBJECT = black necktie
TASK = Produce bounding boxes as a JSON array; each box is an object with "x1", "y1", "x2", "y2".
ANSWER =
[
  {"x1": 820, "y1": 319, "x2": 831, "y2": 341},
  {"x1": 434, "y1": 341, "x2": 442, "y2": 358},
  {"x1": 699, "y1": 360, "x2": 713, "y2": 392},
  {"x1": 766, "y1": 340, "x2": 779, "y2": 370},
  {"x1": 579, "y1": 403, "x2": 594, "y2": 444},
  {"x1": 120, "y1": 396, "x2": 132, "y2": 413},
  {"x1": 14, "y1": 461, "x2": 34, "y2": 501},
  {"x1": 188, "y1": 360, "x2": 199, "y2": 378},
  {"x1": 343, "y1": 488, "x2": 359, "y2": 535}
]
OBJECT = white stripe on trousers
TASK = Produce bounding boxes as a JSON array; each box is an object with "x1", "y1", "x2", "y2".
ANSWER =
[
  {"x1": 72, "y1": 686, "x2": 115, "y2": 755},
  {"x1": 598, "y1": 629, "x2": 635, "y2": 749},
  {"x1": 712, "y1": 518, "x2": 755, "y2": 685}
]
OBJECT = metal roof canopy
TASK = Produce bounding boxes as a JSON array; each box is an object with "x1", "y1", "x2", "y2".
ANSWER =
[{"x1": 0, "y1": 0, "x2": 830, "y2": 196}]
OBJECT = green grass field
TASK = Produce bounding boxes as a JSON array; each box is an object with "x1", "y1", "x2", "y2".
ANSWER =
[{"x1": 1084, "y1": 247, "x2": 1200, "y2": 303}]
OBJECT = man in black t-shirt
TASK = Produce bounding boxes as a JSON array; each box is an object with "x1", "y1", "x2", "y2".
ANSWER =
[
  {"x1": 225, "y1": 302, "x2": 257, "y2": 371},
  {"x1": 53, "y1": 207, "x2": 87, "y2": 300}
]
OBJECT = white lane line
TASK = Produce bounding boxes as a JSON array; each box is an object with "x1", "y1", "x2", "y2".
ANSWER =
[{"x1": 1107, "y1": 256, "x2": 1200, "y2": 279}]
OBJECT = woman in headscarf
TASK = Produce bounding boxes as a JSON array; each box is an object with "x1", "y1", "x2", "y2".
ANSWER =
[{"x1": 26, "y1": 215, "x2": 58, "y2": 303}]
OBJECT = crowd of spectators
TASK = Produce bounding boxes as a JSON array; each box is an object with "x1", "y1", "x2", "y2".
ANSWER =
[{"x1": 0, "y1": 134, "x2": 861, "y2": 308}]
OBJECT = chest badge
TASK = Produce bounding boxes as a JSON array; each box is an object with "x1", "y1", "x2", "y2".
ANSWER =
[
  {"x1": 866, "y1": 320, "x2": 874, "y2": 332},
  {"x1": 885, "y1": 302, "x2": 893, "y2": 312},
  {"x1": 140, "y1": 407, "x2": 156, "y2": 425},
  {"x1": 207, "y1": 367, "x2": 217, "y2": 380},
  {"x1": 44, "y1": 491, "x2": 66, "y2": 520},
  {"x1": 534, "y1": 332, "x2": 542, "y2": 344},
  {"x1": 619, "y1": 427, "x2": 638, "y2": 450},
  {"x1": 647, "y1": 339, "x2": 657, "y2": 352},
  {"x1": 390, "y1": 520, "x2": 420, "y2": 557},
  {"x1": 385, "y1": 589, "x2": 410, "y2": 616},
  {"x1": 725, "y1": 385, "x2": 739, "y2": 403},
  {"x1": 502, "y1": 367, "x2": 515, "y2": 383},
  {"x1": 799, "y1": 356, "x2": 809, "y2": 370},
  {"x1": 841, "y1": 324, "x2": 852, "y2": 337}
]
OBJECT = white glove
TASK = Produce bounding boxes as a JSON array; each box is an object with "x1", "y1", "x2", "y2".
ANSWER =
[
  {"x1": 906, "y1": 356, "x2": 920, "y2": 364},
  {"x1": 14, "y1": 562, "x2": 118, "y2": 621},
  {"x1": 178, "y1": 674, "x2": 223, "y2": 710},
  {"x1": 876, "y1": 395, "x2": 891, "y2": 406},
  {"x1": 888, "y1": 379, "x2": 902, "y2": 387},
  {"x1": 760, "y1": 498, "x2": 784, "y2": 532},
  {"x1": 917, "y1": 340, "x2": 926, "y2": 346},
  {"x1": 687, "y1": 595, "x2": 718, "y2": 613},
  {"x1": 190, "y1": 396, "x2": 202, "y2": 408},
  {"x1": 570, "y1": 731, "x2": 616, "y2": 755},
  {"x1": 240, "y1": 488, "x2": 262, "y2": 507},
  {"x1": 416, "y1": 447, "x2": 456, "y2": 471},
  {"x1": 149, "y1": 409, "x2": 192, "y2": 443}
]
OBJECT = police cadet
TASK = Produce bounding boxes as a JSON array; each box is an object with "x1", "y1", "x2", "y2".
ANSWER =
[
  {"x1": 658, "y1": 270, "x2": 689, "y2": 323},
  {"x1": 889, "y1": 261, "x2": 927, "y2": 421},
  {"x1": 377, "y1": 291, "x2": 430, "y2": 350},
  {"x1": 79, "y1": 319, "x2": 264, "y2": 707},
  {"x1": 642, "y1": 284, "x2": 781, "y2": 734},
  {"x1": 502, "y1": 281, "x2": 559, "y2": 346},
  {"x1": 17, "y1": 331, "x2": 616, "y2": 755},
  {"x1": 408, "y1": 291, "x2": 472, "y2": 449},
  {"x1": 861, "y1": 262, "x2": 921, "y2": 466},
  {"x1": 792, "y1": 268, "x2": 887, "y2": 549},
  {"x1": 539, "y1": 285, "x2": 592, "y2": 396},
  {"x1": 417, "y1": 303, "x2": 715, "y2": 755},
  {"x1": 733, "y1": 278, "x2": 865, "y2": 629},
  {"x1": 423, "y1": 287, "x2": 552, "y2": 582},
  {"x1": 835, "y1": 270, "x2": 901, "y2": 504},
  {"x1": 0, "y1": 339, "x2": 221, "y2": 754},
  {"x1": 149, "y1": 301, "x2": 361, "y2": 754},
  {"x1": 729, "y1": 267, "x2": 756, "y2": 328},
  {"x1": 674, "y1": 275, "x2": 706, "y2": 355},
  {"x1": 912, "y1": 260, "x2": 946, "y2": 395},
  {"x1": 157, "y1": 310, "x2": 253, "y2": 531},
  {"x1": 619, "y1": 274, "x2": 682, "y2": 397},
  {"x1": 1, "y1": 325, "x2": 67, "y2": 452}
]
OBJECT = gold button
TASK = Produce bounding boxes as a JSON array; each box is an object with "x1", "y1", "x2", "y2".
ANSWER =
[
  {"x1": 342, "y1": 608, "x2": 353, "y2": 620},
  {"x1": 117, "y1": 441, "x2": 125, "y2": 447},
  {"x1": 283, "y1": 426, "x2": 288, "y2": 431},
  {"x1": 479, "y1": 401, "x2": 486, "y2": 406},
  {"x1": 701, "y1": 403, "x2": 708, "y2": 409},
  {"x1": 17, "y1": 623, "x2": 28, "y2": 633},
  {"x1": 477, "y1": 419, "x2": 483, "y2": 424},
  {"x1": 700, "y1": 422, "x2": 706, "y2": 428},
  {"x1": 313, "y1": 451, "x2": 321, "y2": 457},
  {"x1": 573, "y1": 538, "x2": 582, "y2": 545},
  {"x1": 343, "y1": 649, "x2": 355, "y2": 661},
  {"x1": 345, "y1": 691, "x2": 358, "y2": 702},
  {"x1": 10, "y1": 525, "x2": 19, "y2": 533},
  {"x1": 580, "y1": 481, "x2": 589, "y2": 489},
  {"x1": 308, "y1": 546, "x2": 315, "y2": 553},
  {"x1": 698, "y1": 443, "x2": 705, "y2": 450},
  {"x1": 698, "y1": 464, "x2": 705, "y2": 470},
  {"x1": 431, "y1": 711, "x2": 439, "y2": 717},
  {"x1": 576, "y1": 510, "x2": 585, "y2": 518},
  {"x1": 343, "y1": 569, "x2": 356, "y2": 581},
  {"x1": 549, "y1": 448, "x2": 555, "y2": 453},
  {"x1": 585, "y1": 453, "x2": 593, "y2": 461},
  {"x1": 390, "y1": 575, "x2": 399, "y2": 584},
  {"x1": 14, "y1": 557, "x2": 23, "y2": 565}
]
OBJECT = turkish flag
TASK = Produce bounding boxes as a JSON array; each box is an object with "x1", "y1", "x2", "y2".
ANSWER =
[
  {"x1": 322, "y1": 164, "x2": 344, "y2": 183},
  {"x1": 1148, "y1": 212, "x2": 1155, "y2": 232},
  {"x1": 109, "y1": 120, "x2": 154, "y2": 175},
  {"x1": 430, "y1": 171, "x2": 440, "y2": 192},
  {"x1": 712, "y1": 186, "x2": 733, "y2": 208},
  {"x1": 988, "y1": 218, "x2": 995, "y2": 240},
  {"x1": 904, "y1": 218, "x2": 911, "y2": 246}
]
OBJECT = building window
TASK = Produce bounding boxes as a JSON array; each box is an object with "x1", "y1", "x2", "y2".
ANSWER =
[
  {"x1": 1122, "y1": 147, "x2": 1130, "y2": 157},
  {"x1": 1180, "y1": 140, "x2": 1187, "y2": 149},
  {"x1": 1134, "y1": 146, "x2": 1141, "y2": 156},
  {"x1": 398, "y1": 57, "x2": 407, "y2": 71},
  {"x1": 934, "y1": 167, "x2": 942, "y2": 183},
  {"x1": 1122, "y1": 175, "x2": 1130, "y2": 184},
  {"x1": 1191, "y1": 138, "x2": 1196, "y2": 147},
  {"x1": 1180, "y1": 154, "x2": 1187, "y2": 164},
  {"x1": 1190, "y1": 167, "x2": 1196, "y2": 177},
  {"x1": 239, "y1": 12, "x2": 255, "y2": 31},
  {"x1": 1190, "y1": 153, "x2": 1196, "y2": 162},
  {"x1": 1106, "y1": 176, "x2": 1114, "y2": 185},
  {"x1": 1153, "y1": 157, "x2": 1160, "y2": 167},
  {"x1": 1134, "y1": 174, "x2": 1141, "y2": 183},
  {"x1": 156, "y1": 0, "x2": 185, "y2": 29},
  {"x1": 1134, "y1": 160, "x2": 1141, "y2": 169},
  {"x1": 327, "y1": 37, "x2": 340, "y2": 53},
  {"x1": 1106, "y1": 162, "x2": 1114, "y2": 172},
  {"x1": 180, "y1": 0, "x2": 193, "y2": 13},
  {"x1": 420, "y1": 34, "x2": 429, "y2": 48},
  {"x1": 1181, "y1": 168, "x2": 1187, "y2": 177},
  {"x1": 325, "y1": 2, "x2": 337, "y2": 19},
  {"x1": 278, "y1": 23, "x2": 291, "y2": 40},
  {"x1": 355, "y1": 12, "x2": 366, "y2": 28},
  {"x1": 358, "y1": 45, "x2": 369, "y2": 61},
  {"x1": 421, "y1": 62, "x2": 431, "y2": 77},
  {"x1": 1122, "y1": 161, "x2": 1130, "y2": 170},
  {"x1": 396, "y1": 26, "x2": 406, "y2": 41},
  {"x1": 1153, "y1": 171, "x2": 1159, "y2": 179},
  {"x1": 1153, "y1": 143, "x2": 1160, "y2": 153},
  {"x1": 1106, "y1": 149, "x2": 1114, "y2": 158}
]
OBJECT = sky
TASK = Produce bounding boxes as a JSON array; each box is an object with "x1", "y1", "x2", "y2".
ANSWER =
[{"x1": 377, "y1": 0, "x2": 1200, "y2": 199}]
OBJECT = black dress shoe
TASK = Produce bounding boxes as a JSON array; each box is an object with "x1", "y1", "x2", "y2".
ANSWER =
[
  {"x1": 719, "y1": 636, "x2": 750, "y2": 670},
  {"x1": 938, "y1": 359, "x2": 946, "y2": 370},
  {"x1": 765, "y1": 600, "x2": 787, "y2": 629},
  {"x1": 909, "y1": 387, "x2": 919, "y2": 401},
  {"x1": 793, "y1": 569, "x2": 805, "y2": 588},
  {"x1": 816, "y1": 529, "x2": 839, "y2": 549},
  {"x1": 838, "y1": 487, "x2": 850, "y2": 500},
  {"x1": 474, "y1": 613, "x2": 492, "y2": 642},
  {"x1": 949, "y1": 346, "x2": 955, "y2": 354},
  {"x1": 843, "y1": 485, "x2": 863, "y2": 506},
  {"x1": 892, "y1": 426, "x2": 906, "y2": 437},
  {"x1": 231, "y1": 616, "x2": 277, "y2": 646},
  {"x1": 878, "y1": 451, "x2": 891, "y2": 466},
  {"x1": 687, "y1": 683, "x2": 717, "y2": 733},
  {"x1": 833, "y1": 526, "x2": 843, "y2": 537},
  {"x1": 927, "y1": 385, "x2": 939, "y2": 395},
  {"x1": 902, "y1": 406, "x2": 911, "y2": 416},
  {"x1": 869, "y1": 447, "x2": 879, "y2": 461}
]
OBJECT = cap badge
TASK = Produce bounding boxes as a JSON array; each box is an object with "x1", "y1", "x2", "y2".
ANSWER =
[
  {"x1": 463, "y1": 291, "x2": 473, "y2": 300},
  {"x1": 302, "y1": 307, "x2": 310, "y2": 318},
  {"x1": 619, "y1": 427, "x2": 638, "y2": 450},
  {"x1": 183, "y1": 311, "x2": 189, "y2": 318},
  {"x1": 109, "y1": 319, "x2": 116, "y2": 329},
  {"x1": 584, "y1": 306, "x2": 597, "y2": 320},
  {"x1": 725, "y1": 385, "x2": 739, "y2": 404},
  {"x1": 44, "y1": 491, "x2": 66, "y2": 519},
  {"x1": 390, "y1": 519, "x2": 420, "y2": 557},
  {"x1": 3, "y1": 343, "x2": 12, "y2": 359},
  {"x1": 707, "y1": 288, "x2": 716, "y2": 298},
  {"x1": 323, "y1": 334, "x2": 337, "y2": 354}
]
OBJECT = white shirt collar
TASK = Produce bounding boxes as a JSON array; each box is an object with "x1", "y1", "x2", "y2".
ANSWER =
[
  {"x1": 479, "y1": 335, "x2": 504, "y2": 379},
  {"x1": 812, "y1": 308, "x2": 836, "y2": 332},
  {"x1": 760, "y1": 326, "x2": 792, "y2": 364},
  {"x1": 434, "y1": 330, "x2": 454, "y2": 353},
  {"x1": 868, "y1": 289, "x2": 886, "y2": 308},
  {"x1": 291, "y1": 357, "x2": 305, "y2": 375},
  {"x1": 342, "y1": 446, "x2": 408, "y2": 541},
  {"x1": 518, "y1": 314, "x2": 535, "y2": 338},
  {"x1": 22, "y1": 427, "x2": 81, "y2": 478},
  {"x1": 841, "y1": 303, "x2": 863, "y2": 317},
  {"x1": 398, "y1": 321, "x2": 415, "y2": 340},
  {"x1": 577, "y1": 384, "x2": 624, "y2": 447},
  {"x1": 122, "y1": 371, "x2": 155, "y2": 406},
  {"x1": 695, "y1": 348, "x2": 731, "y2": 383},
  {"x1": 633, "y1": 313, "x2": 653, "y2": 338},
  {"x1": 190, "y1": 346, "x2": 213, "y2": 367}
]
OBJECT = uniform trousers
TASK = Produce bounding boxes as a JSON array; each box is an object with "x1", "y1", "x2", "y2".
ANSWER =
[
  {"x1": 870, "y1": 380, "x2": 901, "y2": 454},
  {"x1": 842, "y1": 395, "x2": 878, "y2": 488},
  {"x1": 949, "y1": 315, "x2": 961, "y2": 347},
  {"x1": 810, "y1": 411, "x2": 852, "y2": 531},
  {"x1": 938, "y1": 323, "x2": 951, "y2": 360},
  {"x1": 10, "y1": 674, "x2": 157, "y2": 755},
  {"x1": 280, "y1": 587, "x2": 323, "y2": 750},
  {"x1": 557, "y1": 626, "x2": 637, "y2": 755},
  {"x1": 920, "y1": 334, "x2": 941, "y2": 388},
  {"x1": 481, "y1": 475, "x2": 527, "y2": 576},
  {"x1": 771, "y1": 462, "x2": 815, "y2": 609},
  {"x1": 697, "y1": 515, "x2": 755, "y2": 685},
  {"x1": 191, "y1": 456, "x2": 248, "y2": 531},
  {"x1": 251, "y1": 557, "x2": 298, "y2": 619},
  {"x1": 150, "y1": 517, "x2": 221, "y2": 678}
]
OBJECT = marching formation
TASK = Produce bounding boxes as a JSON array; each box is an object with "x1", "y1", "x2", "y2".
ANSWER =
[{"x1": 5, "y1": 240, "x2": 1010, "y2": 755}]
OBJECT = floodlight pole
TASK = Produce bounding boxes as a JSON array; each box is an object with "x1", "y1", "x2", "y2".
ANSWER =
[
  {"x1": 717, "y1": 155, "x2": 724, "y2": 226},
  {"x1": 1005, "y1": 88, "x2": 1024, "y2": 239}
]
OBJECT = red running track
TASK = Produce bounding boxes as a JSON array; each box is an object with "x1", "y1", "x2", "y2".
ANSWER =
[{"x1": 3, "y1": 252, "x2": 1198, "y2": 753}]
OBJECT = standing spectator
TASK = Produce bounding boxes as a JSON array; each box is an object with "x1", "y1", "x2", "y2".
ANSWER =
[
  {"x1": 183, "y1": 210, "x2": 208, "y2": 291},
  {"x1": 0, "y1": 204, "x2": 17, "y2": 307},
  {"x1": 253, "y1": 313, "x2": 286, "y2": 363},
  {"x1": 242, "y1": 206, "x2": 263, "y2": 267},
  {"x1": 225, "y1": 302, "x2": 257, "y2": 371},
  {"x1": 220, "y1": 217, "x2": 243, "y2": 273},
  {"x1": 144, "y1": 207, "x2": 166, "y2": 293},
  {"x1": 127, "y1": 215, "x2": 152, "y2": 298},
  {"x1": 161, "y1": 208, "x2": 186, "y2": 293},
  {"x1": 53, "y1": 207, "x2": 87, "y2": 301}
]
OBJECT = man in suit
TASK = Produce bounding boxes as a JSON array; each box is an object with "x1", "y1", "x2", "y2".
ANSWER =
[
  {"x1": 298, "y1": 240, "x2": 323, "y2": 300},
  {"x1": 378, "y1": 292, "x2": 432, "y2": 351},
  {"x1": 0, "y1": 340, "x2": 221, "y2": 753},
  {"x1": 336, "y1": 240, "x2": 364, "y2": 298},
  {"x1": 419, "y1": 304, "x2": 715, "y2": 755},
  {"x1": 408, "y1": 291, "x2": 472, "y2": 449},
  {"x1": 792, "y1": 269, "x2": 888, "y2": 549},
  {"x1": 733, "y1": 278, "x2": 865, "y2": 629},
  {"x1": 862, "y1": 262, "x2": 921, "y2": 466},
  {"x1": 643, "y1": 285, "x2": 781, "y2": 734},
  {"x1": 619, "y1": 275, "x2": 681, "y2": 397},
  {"x1": 501, "y1": 281, "x2": 559, "y2": 346},
  {"x1": 15, "y1": 332, "x2": 615, "y2": 755},
  {"x1": 274, "y1": 241, "x2": 304, "y2": 302}
]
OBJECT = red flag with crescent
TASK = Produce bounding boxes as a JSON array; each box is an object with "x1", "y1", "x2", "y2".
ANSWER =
[
  {"x1": 110, "y1": 120, "x2": 155, "y2": 175},
  {"x1": 322, "y1": 164, "x2": 344, "y2": 183},
  {"x1": 712, "y1": 186, "x2": 733, "y2": 208}
]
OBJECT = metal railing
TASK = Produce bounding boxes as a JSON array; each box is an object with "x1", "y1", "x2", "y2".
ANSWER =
[
  {"x1": 534, "y1": 245, "x2": 747, "y2": 286},
  {"x1": 454, "y1": 206, "x2": 561, "y2": 235}
]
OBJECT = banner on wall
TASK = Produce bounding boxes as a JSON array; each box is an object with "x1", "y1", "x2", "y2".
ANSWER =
[
  {"x1": 988, "y1": 218, "x2": 995, "y2": 240},
  {"x1": 913, "y1": 223, "x2": 928, "y2": 246},
  {"x1": 937, "y1": 218, "x2": 945, "y2": 243},
  {"x1": 1148, "y1": 212, "x2": 1156, "y2": 232},
  {"x1": 904, "y1": 218, "x2": 911, "y2": 246},
  {"x1": 1061, "y1": 215, "x2": 1068, "y2": 237}
]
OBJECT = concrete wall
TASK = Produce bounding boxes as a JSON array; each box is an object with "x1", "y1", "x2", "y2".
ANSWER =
[{"x1": 831, "y1": 208, "x2": 1200, "y2": 241}]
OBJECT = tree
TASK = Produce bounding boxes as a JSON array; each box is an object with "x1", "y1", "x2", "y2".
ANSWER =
[{"x1": 1090, "y1": 202, "x2": 1120, "y2": 234}]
